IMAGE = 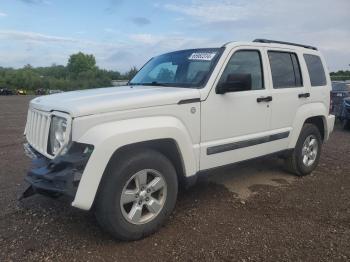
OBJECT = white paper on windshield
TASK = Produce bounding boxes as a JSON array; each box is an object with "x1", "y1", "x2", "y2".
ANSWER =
[{"x1": 188, "y1": 52, "x2": 216, "y2": 61}]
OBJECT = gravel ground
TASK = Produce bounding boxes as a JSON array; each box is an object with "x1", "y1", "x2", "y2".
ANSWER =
[{"x1": 0, "y1": 96, "x2": 349, "y2": 262}]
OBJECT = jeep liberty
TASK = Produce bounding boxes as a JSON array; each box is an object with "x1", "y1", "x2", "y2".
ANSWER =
[{"x1": 21, "y1": 39, "x2": 335, "y2": 240}]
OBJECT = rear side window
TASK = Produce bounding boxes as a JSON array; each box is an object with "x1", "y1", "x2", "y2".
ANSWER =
[
  {"x1": 304, "y1": 54, "x2": 327, "y2": 86},
  {"x1": 268, "y1": 51, "x2": 303, "y2": 88}
]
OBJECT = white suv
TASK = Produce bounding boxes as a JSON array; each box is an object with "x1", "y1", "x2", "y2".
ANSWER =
[{"x1": 22, "y1": 39, "x2": 335, "y2": 240}]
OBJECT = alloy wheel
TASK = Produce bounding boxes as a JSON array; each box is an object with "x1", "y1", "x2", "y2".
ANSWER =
[
  {"x1": 120, "y1": 169, "x2": 167, "y2": 225},
  {"x1": 301, "y1": 134, "x2": 319, "y2": 167}
]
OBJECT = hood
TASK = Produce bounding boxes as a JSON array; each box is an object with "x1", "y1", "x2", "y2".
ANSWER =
[{"x1": 30, "y1": 86, "x2": 201, "y2": 117}]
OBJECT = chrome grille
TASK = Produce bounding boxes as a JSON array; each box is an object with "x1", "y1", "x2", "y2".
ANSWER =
[{"x1": 25, "y1": 108, "x2": 51, "y2": 158}]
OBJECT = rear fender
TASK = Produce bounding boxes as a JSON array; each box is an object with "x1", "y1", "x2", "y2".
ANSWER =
[{"x1": 288, "y1": 103, "x2": 328, "y2": 148}]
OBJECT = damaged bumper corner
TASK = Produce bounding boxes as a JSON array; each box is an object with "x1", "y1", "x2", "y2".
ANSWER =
[{"x1": 20, "y1": 142, "x2": 94, "y2": 200}]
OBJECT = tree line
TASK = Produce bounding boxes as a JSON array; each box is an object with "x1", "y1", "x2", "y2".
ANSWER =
[
  {"x1": 1, "y1": 52, "x2": 348, "y2": 92},
  {"x1": 330, "y1": 70, "x2": 350, "y2": 81},
  {"x1": 0, "y1": 52, "x2": 138, "y2": 92}
]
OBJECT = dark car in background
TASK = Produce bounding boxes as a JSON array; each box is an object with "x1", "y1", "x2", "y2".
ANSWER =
[
  {"x1": 331, "y1": 81, "x2": 350, "y2": 117},
  {"x1": 0, "y1": 88, "x2": 14, "y2": 95},
  {"x1": 340, "y1": 97, "x2": 350, "y2": 130},
  {"x1": 48, "y1": 89, "x2": 63, "y2": 94},
  {"x1": 35, "y1": 88, "x2": 46, "y2": 95}
]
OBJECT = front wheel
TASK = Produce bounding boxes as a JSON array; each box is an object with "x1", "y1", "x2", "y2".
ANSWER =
[
  {"x1": 285, "y1": 124, "x2": 322, "y2": 176},
  {"x1": 94, "y1": 149, "x2": 178, "y2": 241}
]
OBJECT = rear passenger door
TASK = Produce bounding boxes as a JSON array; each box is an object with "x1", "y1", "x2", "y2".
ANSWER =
[{"x1": 267, "y1": 49, "x2": 309, "y2": 143}]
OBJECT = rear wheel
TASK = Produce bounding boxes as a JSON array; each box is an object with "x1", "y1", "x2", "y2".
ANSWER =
[
  {"x1": 94, "y1": 149, "x2": 178, "y2": 241},
  {"x1": 285, "y1": 124, "x2": 322, "y2": 176}
]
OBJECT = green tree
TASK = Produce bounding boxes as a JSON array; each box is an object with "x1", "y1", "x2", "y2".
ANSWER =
[
  {"x1": 67, "y1": 52, "x2": 96, "y2": 76},
  {"x1": 330, "y1": 70, "x2": 350, "y2": 81},
  {"x1": 124, "y1": 66, "x2": 138, "y2": 80},
  {"x1": 0, "y1": 52, "x2": 126, "y2": 92}
]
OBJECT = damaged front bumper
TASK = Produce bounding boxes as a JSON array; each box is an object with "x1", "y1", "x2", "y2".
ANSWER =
[{"x1": 20, "y1": 142, "x2": 93, "y2": 200}]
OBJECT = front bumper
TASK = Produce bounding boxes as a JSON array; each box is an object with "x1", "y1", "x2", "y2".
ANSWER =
[{"x1": 20, "y1": 143, "x2": 93, "y2": 200}]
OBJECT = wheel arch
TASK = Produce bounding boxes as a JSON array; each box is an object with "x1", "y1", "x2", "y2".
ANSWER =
[
  {"x1": 71, "y1": 116, "x2": 198, "y2": 210},
  {"x1": 288, "y1": 103, "x2": 329, "y2": 148},
  {"x1": 105, "y1": 139, "x2": 187, "y2": 187},
  {"x1": 304, "y1": 116, "x2": 326, "y2": 141}
]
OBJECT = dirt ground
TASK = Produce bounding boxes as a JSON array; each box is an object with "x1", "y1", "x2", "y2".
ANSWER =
[{"x1": 0, "y1": 96, "x2": 349, "y2": 262}]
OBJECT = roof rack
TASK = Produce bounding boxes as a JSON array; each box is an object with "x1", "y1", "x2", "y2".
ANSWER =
[{"x1": 253, "y1": 39, "x2": 318, "y2": 51}]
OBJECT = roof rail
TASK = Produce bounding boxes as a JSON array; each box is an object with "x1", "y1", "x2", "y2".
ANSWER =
[
  {"x1": 253, "y1": 39, "x2": 318, "y2": 51},
  {"x1": 221, "y1": 41, "x2": 235, "y2": 47}
]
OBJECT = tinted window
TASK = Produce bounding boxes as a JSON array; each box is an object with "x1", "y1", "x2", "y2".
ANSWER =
[
  {"x1": 268, "y1": 51, "x2": 303, "y2": 88},
  {"x1": 304, "y1": 54, "x2": 327, "y2": 86},
  {"x1": 291, "y1": 54, "x2": 303, "y2": 86},
  {"x1": 218, "y1": 50, "x2": 264, "y2": 90}
]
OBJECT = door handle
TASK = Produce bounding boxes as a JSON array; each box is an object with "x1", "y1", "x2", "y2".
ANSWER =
[
  {"x1": 298, "y1": 92, "x2": 310, "y2": 98},
  {"x1": 257, "y1": 96, "x2": 272, "y2": 103}
]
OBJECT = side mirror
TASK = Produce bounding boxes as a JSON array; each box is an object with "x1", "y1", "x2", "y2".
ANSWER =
[{"x1": 216, "y1": 73, "x2": 252, "y2": 94}]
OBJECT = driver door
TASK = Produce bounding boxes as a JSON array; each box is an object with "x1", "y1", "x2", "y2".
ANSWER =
[{"x1": 200, "y1": 47, "x2": 273, "y2": 170}]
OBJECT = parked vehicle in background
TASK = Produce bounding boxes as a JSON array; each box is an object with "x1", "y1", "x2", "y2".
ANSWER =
[
  {"x1": 0, "y1": 88, "x2": 14, "y2": 95},
  {"x1": 21, "y1": 39, "x2": 335, "y2": 241},
  {"x1": 331, "y1": 81, "x2": 350, "y2": 117},
  {"x1": 17, "y1": 89, "x2": 27, "y2": 95},
  {"x1": 339, "y1": 97, "x2": 350, "y2": 130},
  {"x1": 35, "y1": 88, "x2": 46, "y2": 95},
  {"x1": 48, "y1": 89, "x2": 64, "y2": 94}
]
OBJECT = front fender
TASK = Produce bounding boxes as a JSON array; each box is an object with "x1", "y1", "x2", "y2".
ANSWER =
[{"x1": 72, "y1": 116, "x2": 198, "y2": 210}]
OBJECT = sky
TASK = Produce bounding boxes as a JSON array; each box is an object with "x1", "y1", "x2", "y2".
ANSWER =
[{"x1": 0, "y1": 0, "x2": 349, "y2": 72}]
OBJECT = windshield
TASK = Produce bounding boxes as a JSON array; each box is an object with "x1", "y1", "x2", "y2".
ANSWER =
[{"x1": 129, "y1": 48, "x2": 223, "y2": 88}]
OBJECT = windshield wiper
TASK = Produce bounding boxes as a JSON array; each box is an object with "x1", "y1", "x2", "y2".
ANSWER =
[{"x1": 129, "y1": 81, "x2": 171, "y2": 87}]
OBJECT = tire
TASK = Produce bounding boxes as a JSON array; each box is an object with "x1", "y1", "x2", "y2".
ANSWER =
[
  {"x1": 342, "y1": 119, "x2": 350, "y2": 130},
  {"x1": 94, "y1": 149, "x2": 178, "y2": 241},
  {"x1": 285, "y1": 124, "x2": 322, "y2": 176}
]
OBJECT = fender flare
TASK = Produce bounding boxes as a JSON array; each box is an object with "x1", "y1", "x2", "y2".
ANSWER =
[
  {"x1": 288, "y1": 102, "x2": 328, "y2": 148},
  {"x1": 72, "y1": 116, "x2": 198, "y2": 210}
]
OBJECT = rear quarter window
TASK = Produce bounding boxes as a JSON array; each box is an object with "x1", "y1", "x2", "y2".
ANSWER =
[{"x1": 303, "y1": 54, "x2": 327, "y2": 86}]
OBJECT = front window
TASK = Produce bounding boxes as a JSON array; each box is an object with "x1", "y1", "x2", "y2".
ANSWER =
[
  {"x1": 218, "y1": 50, "x2": 264, "y2": 91},
  {"x1": 129, "y1": 48, "x2": 223, "y2": 88}
]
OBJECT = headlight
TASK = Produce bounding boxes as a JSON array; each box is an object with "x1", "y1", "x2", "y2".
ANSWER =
[{"x1": 48, "y1": 116, "x2": 68, "y2": 156}]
